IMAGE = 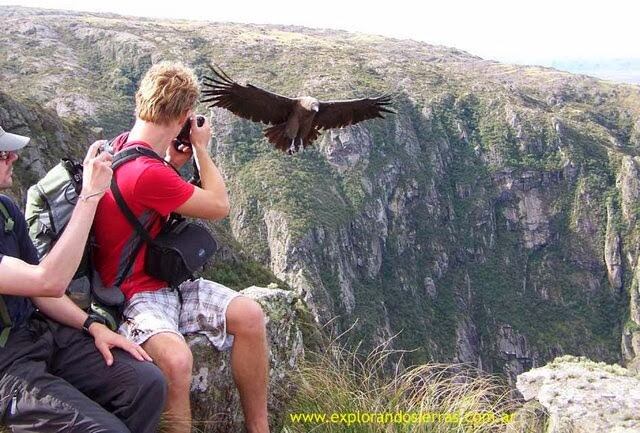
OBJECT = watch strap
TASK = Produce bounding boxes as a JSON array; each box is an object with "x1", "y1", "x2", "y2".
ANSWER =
[{"x1": 82, "y1": 315, "x2": 106, "y2": 334}]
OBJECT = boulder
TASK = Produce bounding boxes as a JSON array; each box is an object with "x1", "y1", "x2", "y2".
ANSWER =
[
  {"x1": 189, "y1": 286, "x2": 305, "y2": 433},
  {"x1": 516, "y1": 355, "x2": 640, "y2": 433}
]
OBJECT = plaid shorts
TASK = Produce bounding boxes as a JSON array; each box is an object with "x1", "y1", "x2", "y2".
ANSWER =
[{"x1": 118, "y1": 278, "x2": 241, "y2": 351}]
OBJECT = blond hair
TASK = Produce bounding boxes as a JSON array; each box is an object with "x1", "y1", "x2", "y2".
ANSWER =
[{"x1": 135, "y1": 61, "x2": 200, "y2": 125}]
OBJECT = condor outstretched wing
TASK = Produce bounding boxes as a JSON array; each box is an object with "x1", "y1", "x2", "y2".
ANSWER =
[
  {"x1": 202, "y1": 66, "x2": 296, "y2": 125},
  {"x1": 313, "y1": 95, "x2": 394, "y2": 130}
]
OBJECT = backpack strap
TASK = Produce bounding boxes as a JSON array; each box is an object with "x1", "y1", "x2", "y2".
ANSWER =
[
  {"x1": 0, "y1": 299, "x2": 12, "y2": 348},
  {"x1": 0, "y1": 303, "x2": 12, "y2": 347},
  {"x1": 0, "y1": 199, "x2": 14, "y2": 347},
  {"x1": 110, "y1": 145, "x2": 180, "y2": 245},
  {"x1": 112, "y1": 145, "x2": 182, "y2": 176},
  {"x1": 110, "y1": 176, "x2": 155, "y2": 244},
  {"x1": 0, "y1": 198, "x2": 14, "y2": 233},
  {"x1": 109, "y1": 146, "x2": 183, "y2": 286}
]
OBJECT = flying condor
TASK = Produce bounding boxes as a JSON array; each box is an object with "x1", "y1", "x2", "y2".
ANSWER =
[{"x1": 202, "y1": 66, "x2": 394, "y2": 154}]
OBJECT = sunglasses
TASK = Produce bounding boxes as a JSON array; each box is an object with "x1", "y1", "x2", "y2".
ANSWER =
[{"x1": 0, "y1": 151, "x2": 16, "y2": 161}]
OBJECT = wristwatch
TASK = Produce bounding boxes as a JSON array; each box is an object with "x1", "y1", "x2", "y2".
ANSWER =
[{"x1": 82, "y1": 314, "x2": 106, "y2": 335}]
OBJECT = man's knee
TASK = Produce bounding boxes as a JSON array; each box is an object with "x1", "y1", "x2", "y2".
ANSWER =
[
  {"x1": 228, "y1": 297, "x2": 266, "y2": 337},
  {"x1": 157, "y1": 344, "x2": 193, "y2": 385}
]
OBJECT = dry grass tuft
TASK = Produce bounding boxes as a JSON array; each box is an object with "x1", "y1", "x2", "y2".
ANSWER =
[{"x1": 283, "y1": 335, "x2": 546, "y2": 433}]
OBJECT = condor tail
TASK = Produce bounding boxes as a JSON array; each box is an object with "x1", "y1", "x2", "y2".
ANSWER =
[{"x1": 264, "y1": 123, "x2": 291, "y2": 153}]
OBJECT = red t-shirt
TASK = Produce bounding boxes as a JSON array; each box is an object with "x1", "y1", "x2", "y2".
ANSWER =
[{"x1": 93, "y1": 133, "x2": 195, "y2": 300}]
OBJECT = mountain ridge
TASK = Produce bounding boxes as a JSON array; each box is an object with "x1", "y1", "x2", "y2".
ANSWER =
[{"x1": 2, "y1": 5, "x2": 640, "y2": 383}]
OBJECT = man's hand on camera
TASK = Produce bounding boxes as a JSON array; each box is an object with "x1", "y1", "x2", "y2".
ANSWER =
[
  {"x1": 190, "y1": 115, "x2": 212, "y2": 153},
  {"x1": 165, "y1": 139, "x2": 193, "y2": 170},
  {"x1": 80, "y1": 141, "x2": 113, "y2": 202}
]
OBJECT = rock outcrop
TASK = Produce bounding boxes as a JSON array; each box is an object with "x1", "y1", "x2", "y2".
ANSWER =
[
  {"x1": 517, "y1": 356, "x2": 640, "y2": 433},
  {"x1": 189, "y1": 286, "x2": 305, "y2": 433}
]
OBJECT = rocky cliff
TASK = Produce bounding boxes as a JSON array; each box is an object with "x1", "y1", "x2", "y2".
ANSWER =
[{"x1": 2, "y1": 6, "x2": 640, "y2": 381}]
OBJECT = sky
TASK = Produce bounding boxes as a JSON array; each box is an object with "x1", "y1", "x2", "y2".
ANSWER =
[{"x1": 1, "y1": 0, "x2": 639, "y2": 67}]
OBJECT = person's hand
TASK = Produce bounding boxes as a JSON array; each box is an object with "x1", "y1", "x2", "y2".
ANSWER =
[
  {"x1": 165, "y1": 139, "x2": 193, "y2": 170},
  {"x1": 189, "y1": 114, "x2": 212, "y2": 153},
  {"x1": 89, "y1": 322, "x2": 153, "y2": 366},
  {"x1": 80, "y1": 140, "x2": 113, "y2": 201}
]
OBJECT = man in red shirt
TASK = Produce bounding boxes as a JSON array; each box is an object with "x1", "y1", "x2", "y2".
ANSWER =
[{"x1": 93, "y1": 62, "x2": 269, "y2": 433}]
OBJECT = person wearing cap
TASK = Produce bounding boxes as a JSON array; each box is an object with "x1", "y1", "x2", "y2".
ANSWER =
[{"x1": 0, "y1": 126, "x2": 167, "y2": 433}]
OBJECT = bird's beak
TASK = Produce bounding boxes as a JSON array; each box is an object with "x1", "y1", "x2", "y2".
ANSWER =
[{"x1": 313, "y1": 106, "x2": 319, "y2": 112}]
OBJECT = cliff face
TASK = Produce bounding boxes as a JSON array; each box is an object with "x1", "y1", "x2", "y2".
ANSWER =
[{"x1": 2, "y1": 6, "x2": 640, "y2": 379}]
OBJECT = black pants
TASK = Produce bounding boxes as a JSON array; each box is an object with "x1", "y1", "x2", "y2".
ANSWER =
[{"x1": 0, "y1": 317, "x2": 166, "y2": 433}]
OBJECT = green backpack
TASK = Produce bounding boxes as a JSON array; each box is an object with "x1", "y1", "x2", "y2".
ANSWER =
[{"x1": 24, "y1": 157, "x2": 124, "y2": 330}]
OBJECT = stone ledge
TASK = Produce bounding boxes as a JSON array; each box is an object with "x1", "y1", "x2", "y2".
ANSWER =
[
  {"x1": 189, "y1": 286, "x2": 305, "y2": 433},
  {"x1": 516, "y1": 355, "x2": 640, "y2": 433}
]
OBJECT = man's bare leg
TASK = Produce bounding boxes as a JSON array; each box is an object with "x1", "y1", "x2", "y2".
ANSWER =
[
  {"x1": 226, "y1": 297, "x2": 270, "y2": 433},
  {"x1": 142, "y1": 332, "x2": 193, "y2": 433}
]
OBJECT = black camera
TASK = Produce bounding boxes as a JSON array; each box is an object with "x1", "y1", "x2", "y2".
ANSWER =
[{"x1": 174, "y1": 115, "x2": 206, "y2": 149}]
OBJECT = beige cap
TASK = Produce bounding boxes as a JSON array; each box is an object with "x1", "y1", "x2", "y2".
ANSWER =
[{"x1": 0, "y1": 126, "x2": 30, "y2": 151}]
